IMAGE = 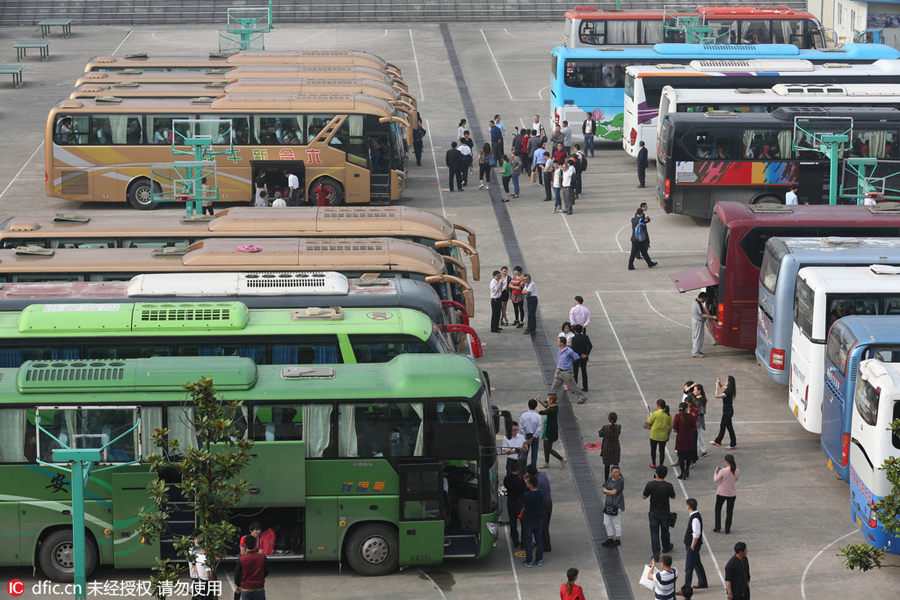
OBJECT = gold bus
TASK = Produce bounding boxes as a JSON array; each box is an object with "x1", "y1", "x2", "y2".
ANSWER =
[
  {"x1": 46, "y1": 93, "x2": 409, "y2": 209},
  {"x1": 0, "y1": 206, "x2": 480, "y2": 280},
  {"x1": 0, "y1": 237, "x2": 474, "y2": 316}
]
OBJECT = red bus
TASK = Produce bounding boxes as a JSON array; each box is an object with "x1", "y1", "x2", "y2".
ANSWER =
[{"x1": 668, "y1": 201, "x2": 900, "y2": 349}]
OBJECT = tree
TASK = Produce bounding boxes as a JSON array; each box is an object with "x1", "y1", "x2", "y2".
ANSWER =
[
  {"x1": 137, "y1": 376, "x2": 254, "y2": 597},
  {"x1": 839, "y1": 417, "x2": 900, "y2": 572}
]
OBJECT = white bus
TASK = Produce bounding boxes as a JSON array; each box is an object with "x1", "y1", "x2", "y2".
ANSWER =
[
  {"x1": 849, "y1": 359, "x2": 900, "y2": 554},
  {"x1": 622, "y1": 59, "x2": 900, "y2": 158},
  {"x1": 790, "y1": 265, "x2": 900, "y2": 434}
]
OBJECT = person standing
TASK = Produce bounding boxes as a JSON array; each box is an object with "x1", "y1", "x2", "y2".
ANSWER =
[
  {"x1": 725, "y1": 542, "x2": 751, "y2": 600},
  {"x1": 489, "y1": 270, "x2": 503, "y2": 333},
  {"x1": 478, "y1": 143, "x2": 492, "y2": 190},
  {"x1": 582, "y1": 112, "x2": 595, "y2": 157},
  {"x1": 598, "y1": 412, "x2": 621, "y2": 481},
  {"x1": 510, "y1": 266, "x2": 525, "y2": 328},
  {"x1": 569, "y1": 296, "x2": 591, "y2": 333},
  {"x1": 532, "y1": 144, "x2": 548, "y2": 188},
  {"x1": 458, "y1": 134, "x2": 473, "y2": 186},
  {"x1": 572, "y1": 144, "x2": 585, "y2": 199},
  {"x1": 527, "y1": 132, "x2": 543, "y2": 179},
  {"x1": 552, "y1": 161, "x2": 563, "y2": 214},
  {"x1": 553, "y1": 141, "x2": 568, "y2": 166},
  {"x1": 560, "y1": 567, "x2": 586, "y2": 600},
  {"x1": 538, "y1": 394, "x2": 566, "y2": 468},
  {"x1": 531, "y1": 115, "x2": 544, "y2": 140},
  {"x1": 628, "y1": 208, "x2": 657, "y2": 270},
  {"x1": 510, "y1": 151, "x2": 522, "y2": 198},
  {"x1": 647, "y1": 555, "x2": 678, "y2": 600},
  {"x1": 672, "y1": 402, "x2": 697, "y2": 480},
  {"x1": 549, "y1": 336, "x2": 588, "y2": 404},
  {"x1": 647, "y1": 399, "x2": 672, "y2": 469},
  {"x1": 601, "y1": 465, "x2": 624, "y2": 547},
  {"x1": 522, "y1": 274, "x2": 538, "y2": 335},
  {"x1": 519, "y1": 398, "x2": 543, "y2": 468},
  {"x1": 254, "y1": 172, "x2": 269, "y2": 207},
  {"x1": 551, "y1": 124, "x2": 565, "y2": 149},
  {"x1": 785, "y1": 183, "x2": 799, "y2": 205},
  {"x1": 713, "y1": 454, "x2": 739, "y2": 533},
  {"x1": 412, "y1": 120, "x2": 426, "y2": 167},
  {"x1": 683, "y1": 498, "x2": 709, "y2": 590},
  {"x1": 561, "y1": 120, "x2": 573, "y2": 155},
  {"x1": 520, "y1": 475, "x2": 544, "y2": 567},
  {"x1": 234, "y1": 535, "x2": 269, "y2": 600},
  {"x1": 637, "y1": 141, "x2": 649, "y2": 188},
  {"x1": 445, "y1": 141, "x2": 464, "y2": 193},
  {"x1": 499, "y1": 266, "x2": 511, "y2": 326},
  {"x1": 691, "y1": 292, "x2": 715, "y2": 358},
  {"x1": 489, "y1": 119, "x2": 503, "y2": 163},
  {"x1": 711, "y1": 375, "x2": 737, "y2": 449},
  {"x1": 692, "y1": 384, "x2": 709, "y2": 459},
  {"x1": 284, "y1": 169, "x2": 301, "y2": 206},
  {"x1": 457, "y1": 118, "x2": 468, "y2": 140},
  {"x1": 499, "y1": 155, "x2": 512, "y2": 202},
  {"x1": 502, "y1": 421, "x2": 526, "y2": 476},
  {"x1": 642, "y1": 466, "x2": 676, "y2": 561},
  {"x1": 561, "y1": 159, "x2": 576, "y2": 215},
  {"x1": 503, "y1": 460, "x2": 526, "y2": 548},
  {"x1": 570, "y1": 324, "x2": 592, "y2": 392},
  {"x1": 526, "y1": 464, "x2": 553, "y2": 553}
]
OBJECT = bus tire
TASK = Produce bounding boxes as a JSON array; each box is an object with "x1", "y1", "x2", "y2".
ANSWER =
[
  {"x1": 751, "y1": 194, "x2": 783, "y2": 205},
  {"x1": 344, "y1": 523, "x2": 398, "y2": 576},
  {"x1": 313, "y1": 178, "x2": 344, "y2": 206},
  {"x1": 127, "y1": 178, "x2": 160, "y2": 210},
  {"x1": 38, "y1": 529, "x2": 98, "y2": 583}
]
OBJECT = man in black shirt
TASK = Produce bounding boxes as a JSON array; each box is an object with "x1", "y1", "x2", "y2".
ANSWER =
[
  {"x1": 503, "y1": 461, "x2": 526, "y2": 548},
  {"x1": 445, "y1": 141, "x2": 464, "y2": 192},
  {"x1": 570, "y1": 324, "x2": 592, "y2": 392},
  {"x1": 642, "y1": 465, "x2": 676, "y2": 561},
  {"x1": 725, "y1": 541, "x2": 750, "y2": 600}
]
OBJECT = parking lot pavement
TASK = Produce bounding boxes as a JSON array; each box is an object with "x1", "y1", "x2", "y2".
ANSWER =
[{"x1": 0, "y1": 21, "x2": 898, "y2": 600}]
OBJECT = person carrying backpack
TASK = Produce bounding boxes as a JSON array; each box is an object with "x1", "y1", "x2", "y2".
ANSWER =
[
  {"x1": 572, "y1": 144, "x2": 587, "y2": 199},
  {"x1": 628, "y1": 208, "x2": 657, "y2": 270}
]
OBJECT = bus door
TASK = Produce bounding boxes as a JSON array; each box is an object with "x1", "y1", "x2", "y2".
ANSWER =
[
  {"x1": 251, "y1": 160, "x2": 304, "y2": 205},
  {"x1": 797, "y1": 161, "x2": 826, "y2": 204},
  {"x1": 397, "y1": 462, "x2": 446, "y2": 565},
  {"x1": 111, "y1": 472, "x2": 160, "y2": 567}
]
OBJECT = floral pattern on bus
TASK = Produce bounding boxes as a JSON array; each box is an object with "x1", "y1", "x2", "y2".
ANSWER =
[
  {"x1": 675, "y1": 160, "x2": 797, "y2": 185},
  {"x1": 595, "y1": 111, "x2": 624, "y2": 141}
]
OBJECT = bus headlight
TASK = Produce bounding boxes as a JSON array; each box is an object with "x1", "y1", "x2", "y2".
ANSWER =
[{"x1": 486, "y1": 521, "x2": 498, "y2": 536}]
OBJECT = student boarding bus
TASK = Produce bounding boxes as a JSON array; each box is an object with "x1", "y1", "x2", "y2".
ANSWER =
[
  {"x1": 656, "y1": 107, "x2": 900, "y2": 219},
  {"x1": 549, "y1": 43, "x2": 899, "y2": 141},
  {"x1": 849, "y1": 359, "x2": 900, "y2": 554},
  {"x1": 46, "y1": 93, "x2": 409, "y2": 209},
  {"x1": 823, "y1": 316, "x2": 900, "y2": 483},
  {"x1": 757, "y1": 237, "x2": 900, "y2": 385},
  {"x1": 0, "y1": 354, "x2": 499, "y2": 580},
  {"x1": 564, "y1": 5, "x2": 830, "y2": 49},
  {"x1": 668, "y1": 201, "x2": 900, "y2": 350},
  {"x1": 0, "y1": 206, "x2": 480, "y2": 281},
  {"x1": 790, "y1": 265, "x2": 900, "y2": 434},
  {"x1": 0, "y1": 237, "x2": 475, "y2": 317}
]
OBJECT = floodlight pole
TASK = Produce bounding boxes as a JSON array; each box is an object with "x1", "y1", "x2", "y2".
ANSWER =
[{"x1": 819, "y1": 134, "x2": 849, "y2": 205}]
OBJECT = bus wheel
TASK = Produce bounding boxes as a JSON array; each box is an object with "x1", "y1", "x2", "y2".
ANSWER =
[
  {"x1": 345, "y1": 523, "x2": 398, "y2": 576},
  {"x1": 314, "y1": 178, "x2": 344, "y2": 206},
  {"x1": 751, "y1": 194, "x2": 783, "y2": 205},
  {"x1": 39, "y1": 529, "x2": 97, "y2": 583},
  {"x1": 127, "y1": 178, "x2": 160, "y2": 210}
]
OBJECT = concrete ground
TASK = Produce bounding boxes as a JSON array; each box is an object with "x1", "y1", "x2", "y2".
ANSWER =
[{"x1": 0, "y1": 21, "x2": 898, "y2": 600}]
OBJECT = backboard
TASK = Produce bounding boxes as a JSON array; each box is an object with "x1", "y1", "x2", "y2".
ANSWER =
[
  {"x1": 36, "y1": 406, "x2": 141, "y2": 465},
  {"x1": 793, "y1": 115, "x2": 853, "y2": 153}
]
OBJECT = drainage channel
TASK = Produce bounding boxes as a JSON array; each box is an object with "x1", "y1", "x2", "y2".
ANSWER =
[{"x1": 438, "y1": 23, "x2": 634, "y2": 600}]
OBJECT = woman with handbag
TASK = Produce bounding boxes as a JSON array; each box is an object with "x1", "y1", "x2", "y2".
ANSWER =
[
  {"x1": 600, "y1": 465, "x2": 624, "y2": 547},
  {"x1": 672, "y1": 402, "x2": 697, "y2": 479},
  {"x1": 598, "y1": 412, "x2": 621, "y2": 481},
  {"x1": 477, "y1": 143, "x2": 492, "y2": 190}
]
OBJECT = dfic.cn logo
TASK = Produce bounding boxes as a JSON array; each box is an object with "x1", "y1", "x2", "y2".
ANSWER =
[{"x1": 7, "y1": 579, "x2": 24, "y2": 597}]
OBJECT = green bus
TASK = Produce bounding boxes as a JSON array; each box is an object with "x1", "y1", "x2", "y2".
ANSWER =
[
  {"x1": 0, "y1": 302, "x2": 454, "y2": 366},
  {"x1": 1, "y1": 354, "x2": 499, "y2": 580}
]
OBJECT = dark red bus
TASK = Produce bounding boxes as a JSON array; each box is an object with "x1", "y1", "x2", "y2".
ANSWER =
[{"x1": 668, "y1": 201, "x2": 900, "y2": 350}]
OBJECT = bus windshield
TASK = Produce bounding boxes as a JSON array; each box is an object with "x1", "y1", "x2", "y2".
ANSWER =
[
  {"x1": 855, "y1": 376, "x2": 880, "y2": 426},
  {"x1": 826, "y1": 320, "x2": 856, "y2": 377},
  {"x1": 760, "y1": 238, "x2": 789, "y2": 294},
  {"x1": 708, "y1": 215, "x2": 729, "y2": 267}
]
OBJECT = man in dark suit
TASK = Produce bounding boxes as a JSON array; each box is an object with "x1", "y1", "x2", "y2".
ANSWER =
[
  {"x1": 628, "y1": 208, "x2": 657, "y2": 270},
  {"x1": 637, "y1": 140, "x2": 649, "y2": 188},
  {"x1": 445, "y1": 141, "x2": 464, "y2": 192}
]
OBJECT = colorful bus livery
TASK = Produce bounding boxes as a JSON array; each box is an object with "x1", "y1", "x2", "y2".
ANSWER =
[{"x1": 0, "y1": 354, "x2": 499, "y2": 580}]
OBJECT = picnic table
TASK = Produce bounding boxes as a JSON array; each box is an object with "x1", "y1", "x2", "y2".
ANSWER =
[
  {"x1": 39, "y1": 18, "x2": 73, "y2": 38},
  {"x1": 15, "y1": 40, "x2": 50, "y2": 62},
  {"x1": 0, "y1": 65, "x2": 23, "y2": 88}
]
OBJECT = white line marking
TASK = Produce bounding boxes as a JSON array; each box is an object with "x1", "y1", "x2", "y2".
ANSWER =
[
  {"x1": 596, "y1": 290, "x2": 726, "y2": 590},
  {"x1": 226, "y1": 577, "x2": 236, "y2": 594},
  {"x1": 800, "y1": 530, "x2": 858, "y2": 599},
  {"x1": 735, "y1": 420, "x2": 801, "y2": 424},
  {"x1": 0, "y1": 142, "x2": 44, "y2": 201},
  {"x1": 503, "y1": 521, "x2": 524, "y2": 600},
  {"x1": 111, "y1": 28, "x2": 133, "y2": 56},
  {"x1": 295, "y1": 29, "x2": 326, "y2": 45},
  {"x1": 562, "y1": 214, "x2": 582, "y2": 253},
  {"x1": 424, "y1": 118, "x2": 446, "y2": 217},
  {"x1": 643, "y1": 291, "x2": 690, "y2": 328},
  {"x1": 538, "y1": 85, "x2": 550, "y2": 100},
  {"x1": 418, "y1": 568, "x2": 448, "y2": 600},
  {"x1": 408, "y1": 29, "x2": 425, "y2": 103},
  {"x1": 615, "y1": 223, "x2": 627, "y2": 252},
  {"x1": 579, "y1": 250, "x2": 706, "y2": 254},
  {"x1": 480, "y1": 29, "x2": 514, "y2": 101}
]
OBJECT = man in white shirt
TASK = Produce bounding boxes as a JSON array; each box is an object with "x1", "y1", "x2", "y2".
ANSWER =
[
  {"x1": 284, "y1": 170, "x2": 301, "y2": 206},
  {"x1": 683, "y1": 498, "x2": 709, "y2": 589},
  {"x1": 785, "y1": 184, "x2": 798, "y2": 205},
  {"x1": 522, "y1": 274, "x2": 538, "y2": 335},
  {"x1": 532, "y1": 115, "x2": 543, "y2": 139},
  {"x1": 518, "y1": 398, "x2": 543, "y2": 467},
  {"x1": 569, "y1": 295, "x2": 591, "y2": 333},
  {"x1": 502, "y1": 422, "x2": 526, "y2": 476},
  {"x1": 457, "y1": 141, "x2": 473, "y2": 186},
  {"x1": 490, "y1": 270, "x2": 503, "y2": 333},
  {"x1": 582, "y1": 112, "x2": 595, "y2": 157},
  {"x1": 561, "y1": 159, "x2": 576, "y2": 214}
]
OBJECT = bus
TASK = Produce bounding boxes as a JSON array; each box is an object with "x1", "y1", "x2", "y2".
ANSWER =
[
  {"x1": 757, "y1": 237, "x2": 900, "y2": 385},
  {"x1": 46, "y1": 93, "x2": 409, "y2": 209},
  {"x1": 790, "y1": 264, "x2": 900, "y2": 434},
  {"x1": 823, "y1": 316, "x2": 900, "y2": 483},
  {"x1": 0, "y1": 206, "x2": 480, "y2": 281},
  {"x1": 0, "y1": 237, "x2": 475, "y2": 317},
  {"x1": 849, "y1": 358, "x2": 900, "y2": 554},
  {"x1": 564, "y1": 5, "x2": 830, "y2": 49},
  {"x1": 668, "y1": 201, "x2": 900, "y2": 350},
  {"x1": 549, "y1": 43, "x2": 898, "y2": 141},
  {"x1": 656, "y1": 107, "x2": 900, "y2": 218},
  {"x1": 0, "y1": 353, "x2": 499, "y2": 580}
]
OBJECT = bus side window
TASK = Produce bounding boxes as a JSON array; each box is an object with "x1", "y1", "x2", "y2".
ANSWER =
[
  {"x1": 0, "y1": 409, "x2": 33, "y2": 463},
  {"x1": 252, "y1": 405, "x2": 302, "y2": 442},
  {"x1": 338, "y1": 403, "x2": 423, "y2": 458}
]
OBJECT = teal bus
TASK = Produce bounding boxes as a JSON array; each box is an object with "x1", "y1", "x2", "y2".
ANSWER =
[
  {"x1": 0, "y1": 354, "x2": 499, "y2": 580},
  {"x1": 0, "y1": 302, "x2": 454, "y2": 366}
]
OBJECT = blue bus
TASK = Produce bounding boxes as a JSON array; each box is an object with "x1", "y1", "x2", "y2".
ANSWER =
[
  {"x1": 550, "y1": 43, "x2": 900, "y2": 142},
  {"x1": 823, "y1": 316, "x2": 900, "y2": 483},
  {"x1": 849, "y1": 358, "x2": 900, "y2": 554},
  {"x1": 757, "y1": 237, "x2": 900, "y2": 386}
]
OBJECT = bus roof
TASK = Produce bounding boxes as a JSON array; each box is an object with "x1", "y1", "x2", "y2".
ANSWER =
[
  {"x1": 834, "y1": 314, "x2": 900, "y2": 343},
  {"x1": 664, "y1": 83, "x2": 900, "y2": 101},
  {"x1": 0, "y1": 354, "x2": 483, "y2": 400},
  {"x1": 773, "y1": 236, "x2": 900, "y2": 253},
  {"x1": 0, "y1": 206, "x2": 457, "y2": 243},
  {"x1": 564, "y1": 6, "x2": 811, "y2": 18},
  {"x1": 628, "y1": 58, "x2": 900, "y2": 78},
  {"x1": 0, "y1": 237, "x2": 445, "y2": 277},
  {"x1": 798, "y1": 264, "x2": 900, "y2": 290},
  {"x1": 716, "y1": 201, "x2": 900, "y2": 226},
  {"x1": 554, "y1": 43, "x2": 900, "y2": 61},
  {"x1": 666, "y1": 105, "x2": 900, "y2": 126},
  {"x1": 73, "y1": 65, "x2": 396, "y2": 86}
]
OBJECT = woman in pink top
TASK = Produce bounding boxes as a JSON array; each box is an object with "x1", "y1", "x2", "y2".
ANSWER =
[{"x1": 713, "y1": 454, "x2": 739, "y2": 533}]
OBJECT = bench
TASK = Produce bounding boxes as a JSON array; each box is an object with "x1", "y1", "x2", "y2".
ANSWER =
[
  {"x1": 14, "y1": 40, "x2": 50, "y2": 62},
  {"x1": 39, "y1": 18, "x2": 73, "y2": 39},
  {"x1": 0, "y1": 65, "x2": 23, "y2": 88}
]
